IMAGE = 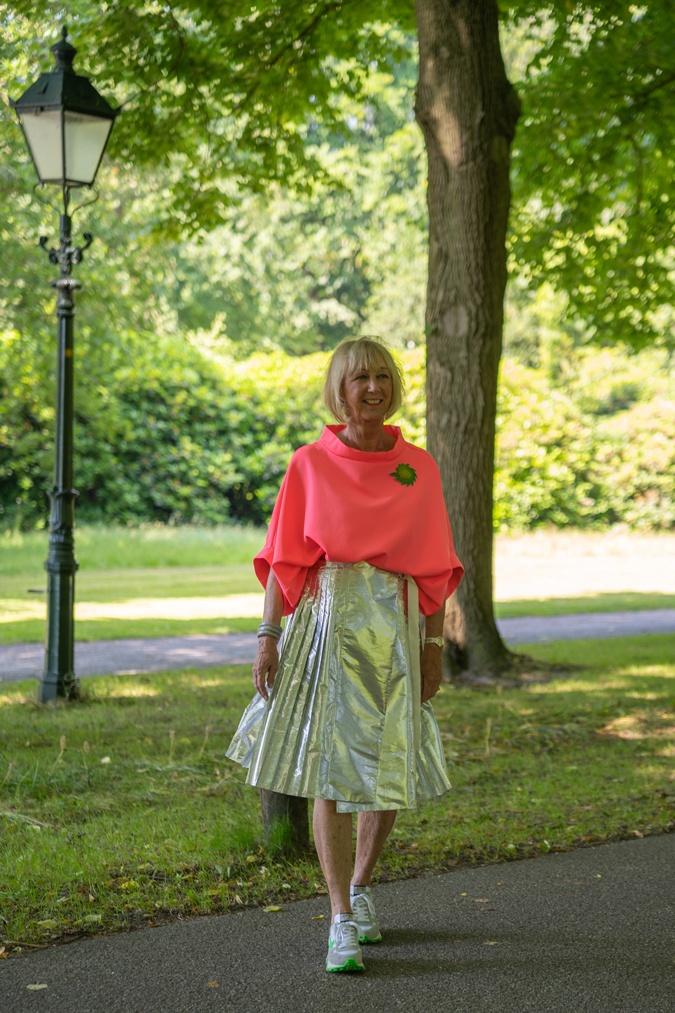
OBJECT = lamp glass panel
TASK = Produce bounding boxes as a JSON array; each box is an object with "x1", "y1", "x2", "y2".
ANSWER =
[
  {"x1": 18, "y1": 109, "x2": 64, "y2": 182},
  {"x1": 64, "y1": 111, "x2": 113, "y2": 185}
]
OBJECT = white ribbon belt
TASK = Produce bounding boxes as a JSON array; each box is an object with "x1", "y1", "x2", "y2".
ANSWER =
[{"x1": 405, "y1": 575, "x2": 421, "y2": 756}]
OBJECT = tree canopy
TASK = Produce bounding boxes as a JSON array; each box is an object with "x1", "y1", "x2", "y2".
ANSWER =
[
  {"x1": 2, "y1": 1, "x2": 673, "y2": 352},
  {"x1": 508, "y1": 2, "x2": 675, "y2": 348},
  {"x1": 2, "y1": 1, "x2": 673, "y2": 685}
]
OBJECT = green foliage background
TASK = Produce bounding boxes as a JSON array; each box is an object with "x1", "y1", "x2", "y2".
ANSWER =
[
  {"x1": 1, "y1": 333, "x2": 672, "y2": 532},
  {"x1": 1, "y1": 4, "x2": 673, "y2": 536}
]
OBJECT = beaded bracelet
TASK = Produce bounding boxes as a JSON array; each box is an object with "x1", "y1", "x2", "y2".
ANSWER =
[{"x1": 257, "y1": 621, "x2": 283, "y2": 641}]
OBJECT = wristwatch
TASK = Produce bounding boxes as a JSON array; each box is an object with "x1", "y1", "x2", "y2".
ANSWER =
[{"x1": 424, "y1": 637, "x2": 444, "y2": 647}]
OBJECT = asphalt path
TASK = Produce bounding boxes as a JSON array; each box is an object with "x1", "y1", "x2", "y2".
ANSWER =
[
  {"x1": 2, "y1": 610, "x2": 674, "y2": 683},
  {"x1": 2, "y1": 834, "x2": 673, "y2": 1013}
]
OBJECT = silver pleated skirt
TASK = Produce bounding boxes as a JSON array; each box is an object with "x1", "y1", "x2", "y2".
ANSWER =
[{"x1": 226, "y1": 561, "x2": 451, "y2": 812}]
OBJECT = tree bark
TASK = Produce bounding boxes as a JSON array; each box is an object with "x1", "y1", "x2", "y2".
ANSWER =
[
  {"x1": 415, "y1": 0, "x2": 521, "y2": 678},
  {"x1": 259, "y1": 788, "x2": 310, "y2": 854}
]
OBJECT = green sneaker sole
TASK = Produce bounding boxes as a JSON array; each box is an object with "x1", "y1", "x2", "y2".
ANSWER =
[
  {"x1": 326, "y1": 957, "x2": 365, "y2": 973},
  {"x1": 358, "y1": 932, "x2": 382, "y2": 945}
]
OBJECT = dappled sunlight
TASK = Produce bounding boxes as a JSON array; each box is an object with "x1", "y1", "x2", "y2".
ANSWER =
[
  {"x1": 599, "y1": 710, "x2": 675, "y2": 742},
  {"x1": 0, "y1": 599, "x2": 45, "y2": 622},
  {"x1": 530, "y1": 664, "x2": 673, "y2": 697},
  {"x1": 528, "y1": 677, "x2": 633, "y2": 695},
  {"x1": 636, "y1": 765, "x2": 674, "y2": 780},
  {"x1": 177, "y1": 676, "x2": 244, "y2": 690},
  {"x1": 174, "y1": 669, "x2": 249, "y2": 688},
  {"x1": 0, "y1": 689, "x2": 35, "y2": 708},
  {"x1": 617, "y1": 665, "x2": 675, "y2": 680},
  {"x1": 106, "y1": 684, "x2": 160, "y2": 699}
]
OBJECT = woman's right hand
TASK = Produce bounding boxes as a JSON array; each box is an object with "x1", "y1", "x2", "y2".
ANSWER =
[{"x1": 252, "y1": 637, "x2": 279, "y2": 701}]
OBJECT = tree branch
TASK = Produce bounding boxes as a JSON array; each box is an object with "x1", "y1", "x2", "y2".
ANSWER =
[{"x1": 234, "y1": 0, "x2": 345, "y2": 113}]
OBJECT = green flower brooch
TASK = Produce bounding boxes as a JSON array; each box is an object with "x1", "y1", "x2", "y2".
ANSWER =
[{"x1": 390, "y1": 462, "x2": 417, "y2": 487}]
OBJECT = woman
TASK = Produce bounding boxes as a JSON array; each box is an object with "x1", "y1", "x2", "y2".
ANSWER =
[{"x1": 227, "y1": 337, "x2": 463, "y2": 973}]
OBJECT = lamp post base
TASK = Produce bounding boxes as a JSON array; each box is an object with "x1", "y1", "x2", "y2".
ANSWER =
[
  {"x1": 41, "y1": 561, "x2": 79, "y2": 702},
  {"x1": 41, "y1": 485, "x2": 79, "y2": 703}
]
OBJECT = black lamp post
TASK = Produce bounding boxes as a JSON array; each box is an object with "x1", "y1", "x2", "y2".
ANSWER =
[{"x1": 10, "y1": 28, "x2": 118, "y2": 702}]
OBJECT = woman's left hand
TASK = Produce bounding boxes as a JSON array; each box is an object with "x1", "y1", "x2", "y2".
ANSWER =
[{"x1": 421, "y1": 643, "x2": 443, "y2": 703}]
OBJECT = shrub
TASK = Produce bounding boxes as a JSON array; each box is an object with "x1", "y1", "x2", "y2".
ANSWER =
[{"x1": 1, "y1": 334, "x2": 672, "y2": 532}]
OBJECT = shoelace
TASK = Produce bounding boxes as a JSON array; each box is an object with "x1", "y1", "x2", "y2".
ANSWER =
[
  {"x1": 333, "y1": 919, "x2": 359, "y2": 947},
  {"x1": 352, "y1": 893, "x2": 373, "y2": 922}
]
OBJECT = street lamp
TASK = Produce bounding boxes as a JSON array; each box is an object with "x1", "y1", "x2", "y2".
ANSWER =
[{"x1": 10, "y1": 27, "x2": 118, "y2": 702}]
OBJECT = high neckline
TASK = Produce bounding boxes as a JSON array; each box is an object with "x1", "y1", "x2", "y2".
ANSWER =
[{"x1": 320, "y1": 425, "x2": 404, "y2": 461}]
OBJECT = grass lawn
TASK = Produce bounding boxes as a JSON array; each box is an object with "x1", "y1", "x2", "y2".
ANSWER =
[
  {"x1": 1, "y1": 635, "x2": 673, "y2": 953},
  {"x1": 2, "y1": 526, "x2": 674, "y2": 645}
]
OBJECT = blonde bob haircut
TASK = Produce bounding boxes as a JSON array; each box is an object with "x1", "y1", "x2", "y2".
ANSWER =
[{"x1": 323, "y1": 337, "x2": 404, "y2": 423}]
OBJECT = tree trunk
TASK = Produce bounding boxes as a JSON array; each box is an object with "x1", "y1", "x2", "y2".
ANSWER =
[
  {"x1": 415, "y1": 0, "x2": 521, "y2": 679},
  {"x1": 259, "y1": 788, "x2": 310, "y2": 854}
]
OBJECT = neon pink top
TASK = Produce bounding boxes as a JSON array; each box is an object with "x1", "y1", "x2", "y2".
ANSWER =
[{"x1": 254, "y1": 425, "x2": 464, "y2": 616}]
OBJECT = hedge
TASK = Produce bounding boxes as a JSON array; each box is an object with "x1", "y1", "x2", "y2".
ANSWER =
[{"x1": 0, "y1": 333, "x2": 672, "y2": 532}]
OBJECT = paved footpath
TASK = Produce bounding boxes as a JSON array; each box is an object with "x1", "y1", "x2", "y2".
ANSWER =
[
  {"x1": 2, "y1": 610, "x2": 674, "y2": 683},
  {"x1": 2, "y1": 834, "x2": 673, "y2": 1013}
]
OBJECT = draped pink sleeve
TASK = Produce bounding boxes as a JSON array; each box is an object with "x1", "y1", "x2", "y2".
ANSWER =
[{"x1": 254, "y1": 426, "x2": 463, "y2": 616}]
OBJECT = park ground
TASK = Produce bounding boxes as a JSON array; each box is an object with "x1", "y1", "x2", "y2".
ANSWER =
[
  {"x1": 0, "y1": 528, "x2": 673, "y2": 955},
  {"x1": 2, "y1": 528, "x2": 674, "y2": 645}
]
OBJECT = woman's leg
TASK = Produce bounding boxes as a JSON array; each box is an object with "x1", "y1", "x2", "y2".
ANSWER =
[
  {"x1": 312, "y1": 799, "x2": 353, "y2": 920},
  {"x1": 352, "y1": 810, "x2": 397, "y2": 886}
]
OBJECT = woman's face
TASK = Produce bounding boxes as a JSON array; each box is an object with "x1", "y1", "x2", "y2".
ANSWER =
[{"x1": 341, "y1": 360, "x2": 393, "y2": 425}]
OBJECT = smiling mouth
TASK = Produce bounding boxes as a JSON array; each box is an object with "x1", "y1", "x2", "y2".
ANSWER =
[{"x1": 363, "y1": 399, "x2": 383, "y2": 404}]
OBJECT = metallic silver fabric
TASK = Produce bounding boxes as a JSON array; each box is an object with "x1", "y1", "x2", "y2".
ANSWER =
[{"x1": 227, "y1": 561, "x2": 451, "y2": 812}]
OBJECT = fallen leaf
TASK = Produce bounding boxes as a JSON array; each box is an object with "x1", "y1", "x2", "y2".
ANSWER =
[
  {"x1": 27, "y1": 984, "x2": 48, "y2": 991},
  {"x1": 245, "y1": 855, "x2": 257, "y2": 864},
  {"x1": 36, "y1": 919, "x2": 58, "y2": 930},
  {"x1": 207, "y1": 981, "x2": 220, "y2": 988},
  {"x1": 483, "y1": 940, "x2": 500, "y2": 946},
  {"x1": 263, "y1": 905, "x2": 282, "y2": 913},
  {"x1": 100, "y1": 757, "x2": 111, "y2": 764},
  {"x1": 82, "y1": 914, "x2": 102, "y2": 924},
  {"x1": 311, "y1": 914, "x2": 325, "y2": 921},
  {"x1": 234, "y1": 894, "x2": 244, "y2": 905},
  {"x1": 632, "y1": 830, "x2": 644, "y2": 838},
  {"x1": 474, "y1": 898, "x2": 490, "y2": 903}
]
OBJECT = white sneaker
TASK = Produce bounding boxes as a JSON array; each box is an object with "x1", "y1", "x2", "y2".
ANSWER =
[
  {"x1": 326, "y1": 914, "x2": 365, "y2": 972},
  {"x1": 350, "y1": 885, "x2": 382, "y2": 944}
]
